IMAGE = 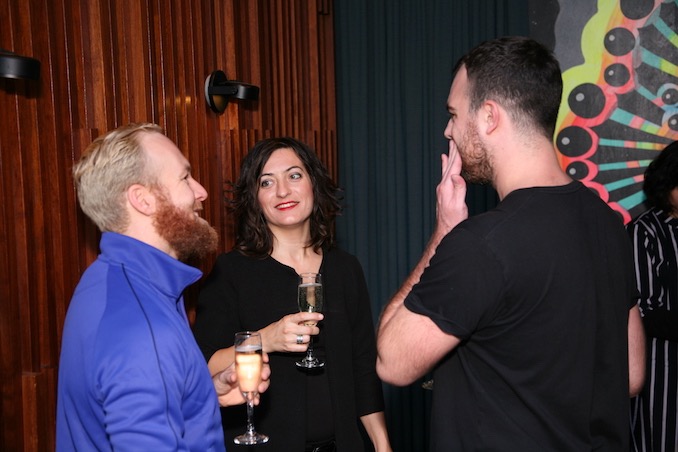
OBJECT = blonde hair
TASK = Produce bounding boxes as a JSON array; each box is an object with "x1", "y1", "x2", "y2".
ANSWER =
[{"x1": 73, "y1": 123, "x2": 163, "y2": 232}]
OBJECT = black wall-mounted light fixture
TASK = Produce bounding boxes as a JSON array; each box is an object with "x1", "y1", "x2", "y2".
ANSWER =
[
  {"x1": 204, "y1": 70, "x2": 259, "y2": 114},
  {"x1": 0, "y1": 49, "x2": 40, "y2": 80}
]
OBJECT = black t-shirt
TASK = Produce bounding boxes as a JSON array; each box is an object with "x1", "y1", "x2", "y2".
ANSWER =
[{"x1": 406, "y1": 182, "x2": 636, "y2": 451}]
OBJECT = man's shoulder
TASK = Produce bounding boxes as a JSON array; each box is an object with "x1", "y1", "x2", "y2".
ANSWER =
[{"x1": 66, "y1": 258, "x2": 119, "y2": 323}]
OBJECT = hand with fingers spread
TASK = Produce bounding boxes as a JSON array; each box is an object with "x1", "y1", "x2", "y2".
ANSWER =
[
  {"x1": 258, "y1": 312, "x2": 323, "y2": 353},
  {"x1": 435, "y1": 141, "x2": 468, "y2": 237}
]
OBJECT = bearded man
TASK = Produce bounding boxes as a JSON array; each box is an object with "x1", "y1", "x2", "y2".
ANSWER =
[
  {"x1": 56, "y1": 123, "x2": 269, "y2": 451},
  {"x1": 376, "y1": 37, "x2": 645, "y2": 451}
]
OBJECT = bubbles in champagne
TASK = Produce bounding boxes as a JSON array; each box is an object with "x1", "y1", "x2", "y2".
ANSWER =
[{"x1": 298, "y1": 283, "x2": 323, "y2": 312}]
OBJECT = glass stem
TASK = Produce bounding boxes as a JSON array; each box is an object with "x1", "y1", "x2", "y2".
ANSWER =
[
  {"x1": 306, "y1": 338, "x2": 316, "y2": 361},
  {"x1": 245, "y1": 400, "x2": 255, "y2": 436}
]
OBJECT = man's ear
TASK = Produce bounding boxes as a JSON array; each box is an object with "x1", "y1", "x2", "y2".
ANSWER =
[
  {"x1": 482, "y1": 101, "x2": 500, "y2": 135},
  {"x1": 127, "y1": 184, "x2": 156, "y2": 216}
]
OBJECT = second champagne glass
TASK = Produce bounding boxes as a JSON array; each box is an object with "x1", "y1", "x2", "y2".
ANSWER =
[
  {"x1": 233, "y1": 331, "x2": 269, "y2": 445},
  {"x1": 295, "y1": 272, "x2": 324, "y2": 369}
]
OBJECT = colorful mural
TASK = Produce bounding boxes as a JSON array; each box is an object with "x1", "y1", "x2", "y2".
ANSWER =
[{"x1": 554, "y1": 0, "x2": 678, "y2": 223}]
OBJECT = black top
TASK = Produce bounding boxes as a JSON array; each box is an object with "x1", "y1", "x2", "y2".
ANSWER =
[
  {"x1": 406, "y1": 182, "x2": 636, "y2": 451},
  {"x1": 193, "y1": 247, "x2": 384, "y2": 451}
]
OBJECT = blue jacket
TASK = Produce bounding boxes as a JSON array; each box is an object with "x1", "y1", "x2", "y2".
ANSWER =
[{"x1": 57, "y1": 232, "x2": 225, "y2": 451}]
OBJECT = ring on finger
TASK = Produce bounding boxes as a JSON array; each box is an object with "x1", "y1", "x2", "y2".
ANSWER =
[{"x1": 296, "y1": 334, "x2": 304, "y2": 345}]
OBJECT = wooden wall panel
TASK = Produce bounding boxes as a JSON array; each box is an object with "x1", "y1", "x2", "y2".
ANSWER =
[{"x1": 0, "y1": 0, "x2": 336, "y2": 450}]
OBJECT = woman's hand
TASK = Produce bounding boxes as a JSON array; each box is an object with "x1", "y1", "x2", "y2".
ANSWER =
[{"x1": 259, "y1": 312, "x2": 323, "y2": 353}]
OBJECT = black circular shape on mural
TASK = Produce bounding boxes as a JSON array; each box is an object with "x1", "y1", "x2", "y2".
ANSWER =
[
  {"x1": 604, "y1": 63, "x2": 631, "y2": 87},
  {"x1": 566, "y1": 161, "x2": 589, "y2": 180},
  {"x1": 662, "y1": 88, "x2": 678, "y2": 106},
  {"x1": 669, "y1": 114, "x2": 678, "y2": 131},
  {"x1": 604, "y1": 28, "x2": 636, "y2": 56},
  {"x1": 620, "y1": 0, "x2": 655, "y2": 20},
  {"x1": 556, "y1": 126, "x2": 593, "y2": 157},
  {"x1": 568, "y1": 83, "x2": 606, "y2": 118}
]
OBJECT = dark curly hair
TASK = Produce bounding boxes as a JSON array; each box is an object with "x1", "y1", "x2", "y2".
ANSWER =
[
  {"x1": 643, "y1": 140, "x2": 678, "y2": 214},
  {"x1": 229, "y1": 137, "x2": 342, "y2": 257}
]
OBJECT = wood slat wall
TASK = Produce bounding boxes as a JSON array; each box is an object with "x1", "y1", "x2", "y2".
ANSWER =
[{"x1": 0, "y1": 0, "x2": 336, "y2": 450}]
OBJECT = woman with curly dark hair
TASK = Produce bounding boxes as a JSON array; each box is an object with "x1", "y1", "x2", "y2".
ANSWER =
[
  {"x1": 629, "y1": 140, "x2": 678, "y2": 452},
  {"x1": 230, "y1": 137, "x2": 342, "y2": 257},
  {"x1": 193, "y1": 137, "x2": 391, "y2": 452}
]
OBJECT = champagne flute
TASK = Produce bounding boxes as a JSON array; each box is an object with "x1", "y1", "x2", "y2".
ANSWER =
[
  {"x1": 295, "y1": 272, "x2": 324, "y2": 369},
  {"x1": 233, "y1": 331, "x2": 269, "y2": 445}
]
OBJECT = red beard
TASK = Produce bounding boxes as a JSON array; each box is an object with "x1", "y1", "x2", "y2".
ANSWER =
[{"x1": 152, "y1": 193, "x2": 218, "y2": 263}]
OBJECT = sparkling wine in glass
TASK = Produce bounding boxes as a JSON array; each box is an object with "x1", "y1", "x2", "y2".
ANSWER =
[
  {"x1": 296, "y1": 272, "x2": 324, "y2": 369},
  {"x1": 233, "y1": 331, "x2": 269, "y2": 445}
]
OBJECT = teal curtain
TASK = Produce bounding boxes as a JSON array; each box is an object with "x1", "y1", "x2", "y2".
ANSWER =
[{"x1": 333, "y1": 1, "x2": 529, "y2": 450}]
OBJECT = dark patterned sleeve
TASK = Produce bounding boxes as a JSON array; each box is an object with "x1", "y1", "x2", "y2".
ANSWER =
[{"x1": 628, "y1": 216, "x2": 678, "y2": 342}]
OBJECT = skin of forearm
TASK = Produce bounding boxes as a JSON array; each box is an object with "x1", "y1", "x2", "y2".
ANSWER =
[
  {"x1": 627, "y1": 306, "x2": 646, "y2": 397},
  {"x1": 360, "y1": 411, "x2": 392, "y2": 452},
  {"x1": 379, "y1": 228, "x2": 446, "y2": 330},
  {"x1": 376, "y1": 230, "x2": 448, "y2": 383}
]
